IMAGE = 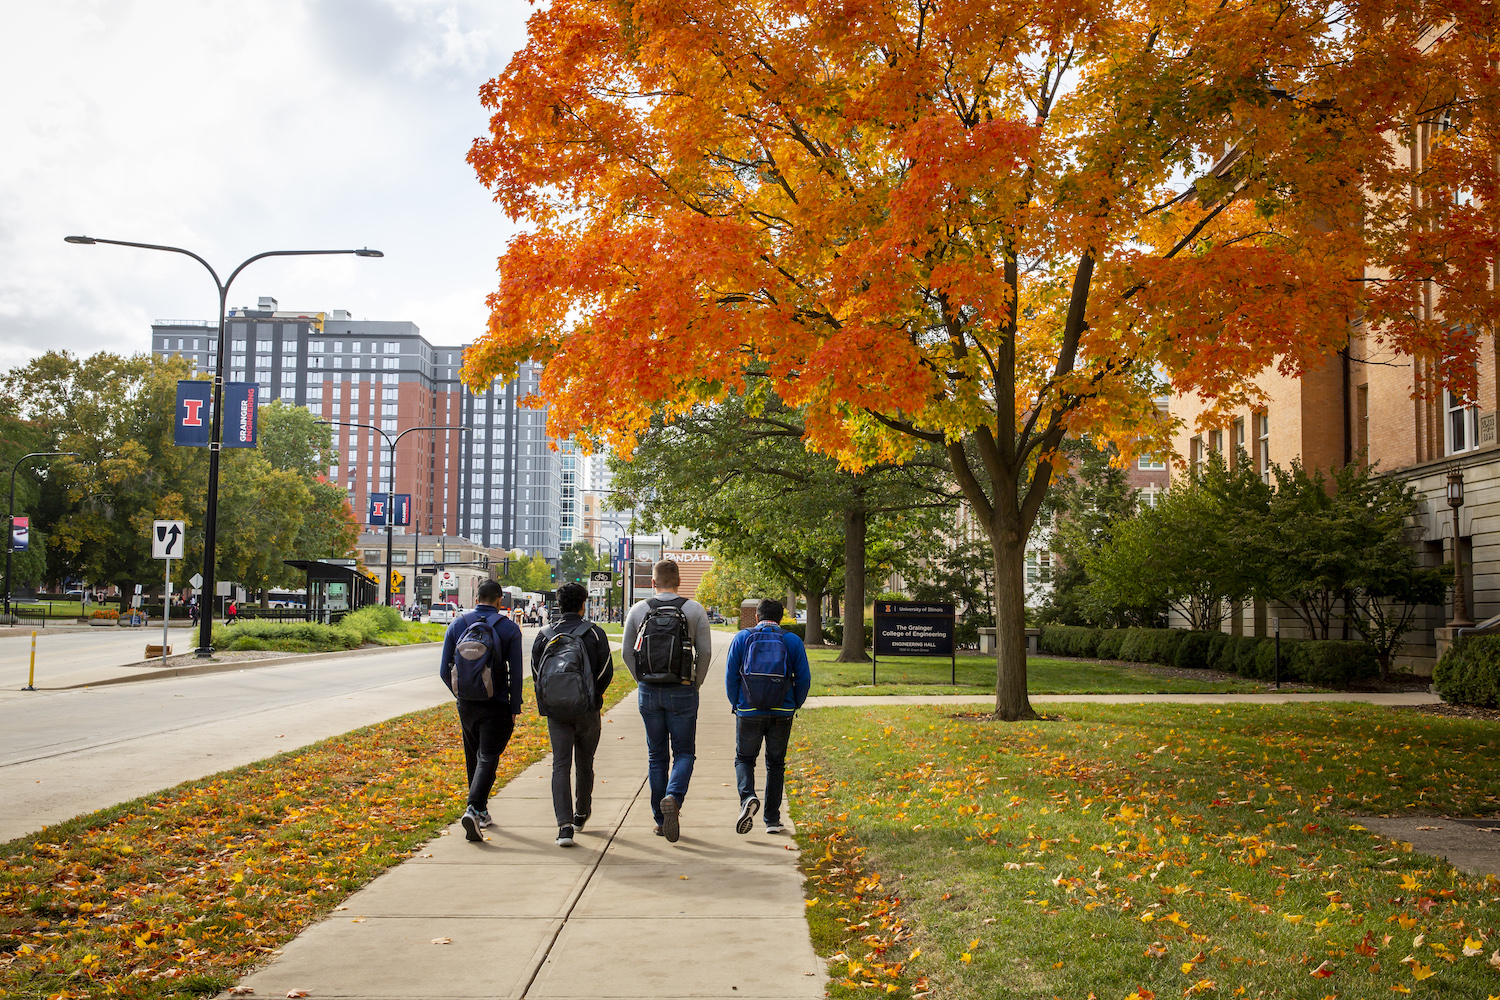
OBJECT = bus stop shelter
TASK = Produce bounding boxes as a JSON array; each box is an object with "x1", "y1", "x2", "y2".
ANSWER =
[{"x1": 283, "y1": 560, "x2": 378, "y2": 622}]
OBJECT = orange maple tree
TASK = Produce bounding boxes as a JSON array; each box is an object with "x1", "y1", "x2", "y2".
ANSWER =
[{"x1": 467, "y1": 0, "x2": 1498, "y2": 719}]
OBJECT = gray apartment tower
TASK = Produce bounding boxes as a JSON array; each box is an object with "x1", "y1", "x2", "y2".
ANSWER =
[{"x1": 151, "y1": 297, "x2": 561, "y2": 559}]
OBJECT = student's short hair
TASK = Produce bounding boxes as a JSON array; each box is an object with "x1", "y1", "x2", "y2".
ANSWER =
[
  {"x1": 556, "y1": 582, "x2": 587, "y2": 613},
  {"x1": 757, "y1": 598, "x2": 784, "y2": 623},
  {"x1": 652, "y1": 559, "x2": 680, "y2": 589},
  {"x1": 477, "y1": 580, "x2": 504, "y2": 603}
]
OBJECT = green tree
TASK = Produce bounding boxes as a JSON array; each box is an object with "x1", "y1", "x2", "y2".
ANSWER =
[
  {"x1": 695, "y1": 549, "x2": 786, "y2": 616},
  {"x1": 498, "y1": 551, "x2": 553, "y2": 593},
  {"x1": 558, "y1": 540, "x2": 602, "y2": 585},
  {"x1": 1036, "y1": 441, "x2": 1155, "y2": 627},
  {"x1": 610, "y1": 388, "x2": 954, "y2": 653}
]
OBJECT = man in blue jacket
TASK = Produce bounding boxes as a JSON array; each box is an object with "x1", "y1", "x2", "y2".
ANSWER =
[
  {"x1": 439, "y1": 580, "x2": 525, "y2": 842},
  {"x1": 724, "y1": 598, "x2": 811, "y2": 835}
]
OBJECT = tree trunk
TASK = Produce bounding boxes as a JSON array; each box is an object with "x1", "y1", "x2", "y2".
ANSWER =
[
  {"x1": 836, "y1": 506, "x2": 868, "y2": 662},
  {"x1": 831, "y1": 592, "x2": 840, "y2": 618},
  {"x1": 991, "y1": 527, "x2": 1037, "y2": 721},
  {"x1": 804, "y1": 587, "x2": 824, "y2": 646}
]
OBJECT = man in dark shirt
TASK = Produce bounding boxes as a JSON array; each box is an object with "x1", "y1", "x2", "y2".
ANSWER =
[
  {"x1": 531, "y1": 582, "x2": 614, "y2": 847},
  {"x1": 439, "y1": 579, "x2": 525, "y2": 842}
]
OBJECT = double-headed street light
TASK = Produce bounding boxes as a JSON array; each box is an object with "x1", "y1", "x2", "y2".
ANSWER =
[
  {"x1": 318, "y1": 421, "x2": 470, "y2": 605},
  {"x1": 65, "y1": 236, "x2": 383, "y2": 656},
  {"x1": 5, "y1": 451, "x2": 79, "y2": 617}
]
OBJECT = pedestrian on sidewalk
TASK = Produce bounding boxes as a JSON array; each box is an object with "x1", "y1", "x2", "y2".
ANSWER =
[
  {"x1": 622, "y1": 558, "x2": 714, "y2": 842},
  {"x1": 725, "y1": 598, "x2": 811, "y2": 836},
  {"x1": 439, "y1": 579, "x2": 525, "y2": 842},
  {"x1": 531, "y1": 582, "x2": 614, "y2": 847}
]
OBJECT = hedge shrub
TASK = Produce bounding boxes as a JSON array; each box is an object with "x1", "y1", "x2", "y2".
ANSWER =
[
  {"x1": 1039, "y1": 625, "x2": 1099, "y2": 657},
  {"x1": 1434, "y1": 636, "x2": 1500, "y2": 707},
  {"x1": 1172, "y1": 631, "x2": 1216, "y2": 670},
  {"x1": 1094, "y1": 628, "x2": 1126, "y2": 660},
  {"x1": 1296, "y1": 640, "x2": 1379, "y2": 686}
]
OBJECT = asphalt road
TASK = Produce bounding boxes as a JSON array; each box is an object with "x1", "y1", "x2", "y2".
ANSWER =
[
  {"x1": 0, "y1": 643, "x2": 454, "y2": 843},
  {"x1": 0, "y1": 626, "x2": 186, "y2": 692}
]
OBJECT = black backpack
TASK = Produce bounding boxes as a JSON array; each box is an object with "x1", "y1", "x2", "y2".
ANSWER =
[
  {"x1": 533, "y1": 619, "x2": 598, "y2": 719},
  {"x1": 450, "y1": 615, "x2": 506, "y2": 701},
  {"x1": 634, "y1": 596, "x2": 693, "y2": 685}
]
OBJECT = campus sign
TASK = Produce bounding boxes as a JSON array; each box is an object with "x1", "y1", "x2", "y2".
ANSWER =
[{"x1": 871, "y1": 601, "x2": 957, "y2": 685}]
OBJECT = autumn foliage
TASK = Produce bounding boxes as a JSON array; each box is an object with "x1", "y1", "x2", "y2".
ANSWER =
[{"x1": 467, "y1": 0, "x2": 1498, "y2": 718}]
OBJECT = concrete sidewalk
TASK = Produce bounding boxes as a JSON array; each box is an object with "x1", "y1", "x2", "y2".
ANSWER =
[
  {"x1": 230, "y1": 693, "x2": 825, "y2": 1000},
  {"x1": 804, "y1": 691, "x2": 1443, "y2": 708}
]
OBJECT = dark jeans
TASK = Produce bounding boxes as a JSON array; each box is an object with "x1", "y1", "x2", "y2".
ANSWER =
[
  {"x1": 456, "y1": 699, "x2": 516, "y2": 812},
  {"x1": 638, "y1": 684, "x2": 698, "y2": 823},
  {"x1": 735, "y1": 714, "x2": 794, "y2": 825},
  {"x1": 546, "y1": 711, "x2": 602, "y2": 827}
]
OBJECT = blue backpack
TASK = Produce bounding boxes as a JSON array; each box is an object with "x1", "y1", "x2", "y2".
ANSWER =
[
  {"x1": 451, "y1": 615, "x2": 506, "y2": 701},
  {"x1": 740, "y1": 625, "x2": 793, "y2": 711}
]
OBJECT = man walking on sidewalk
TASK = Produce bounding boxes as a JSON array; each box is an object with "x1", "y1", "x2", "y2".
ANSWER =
[
  {"x1": 725, "y1": 598, "x2": 811, "y2": 835},
  {"x1": 622, "y1": 559, "x2": 714, "y2": 842},
  {"x1": 439, "y1": 579, "x2": 525, "y2": 842},
  {"x1": 532, "y1": 582, "x2": 614, "y2": 847}
]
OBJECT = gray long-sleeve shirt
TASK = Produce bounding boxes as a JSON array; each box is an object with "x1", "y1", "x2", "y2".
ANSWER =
[{"x1": 621, "y1": 592, "x2": 715, "y2": 689}]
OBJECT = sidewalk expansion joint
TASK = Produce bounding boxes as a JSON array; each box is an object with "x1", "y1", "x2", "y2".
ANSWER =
[{"x1": 515, "y1": 771, "x2": 649, "y2": 999}]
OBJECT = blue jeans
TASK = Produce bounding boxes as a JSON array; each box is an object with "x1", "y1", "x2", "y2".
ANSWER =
[
  {"x1": 735, "y1": 714, "x2": 794, "y2": 825},
  {"x1": 638, "y1": 684, "x2": 698, "y2": 823}
]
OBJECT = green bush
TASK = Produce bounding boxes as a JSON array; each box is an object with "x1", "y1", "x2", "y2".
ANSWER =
[
  {"x1": 782, "y1": 623, "x2": 806, "y2": 641},
  {"x1": 1038, "y1": 625, "x2": 1099, "y2": 657},
  {"x1": 1296, "y1": 640, "x2": 1379, "y2": 686},
  {"x1": 1205, "y1": 632, "x2": 1232, "y2": 671},
  {"x1": 1172, "y1": 631, "x2": 1217, "y2": 670},
  {"x1": 1434, "y1": 636, "x2": 1500, "y2": 707},
  {"x1": 1094, "y1": 629, "x2": 1126, "y2": 660},
  {"x1": 824, "y1": 622, "x2": 873, "y2": 647},
  {"x1": 1228, "y1": 636, "x2": 1267, "y2": 676},
  {"x1": 1117, "y1": 627, "x2": 1183, "y2": 664},
  {"x1": 342, "y1": 605, "x2": 403, "y2": 642}
]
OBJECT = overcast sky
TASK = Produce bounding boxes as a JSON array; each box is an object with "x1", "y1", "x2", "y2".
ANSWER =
[{"x1": 0, "y1": 0, "x2": 530, "y2": 368}]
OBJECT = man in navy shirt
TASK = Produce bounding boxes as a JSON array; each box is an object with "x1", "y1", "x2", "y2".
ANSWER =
[
  {"x1": 439, "y1": 580, "x2": 525, "y2": 841},
  {"x1": 725, "y1": 598, "x2": 811, "y2": 835}
]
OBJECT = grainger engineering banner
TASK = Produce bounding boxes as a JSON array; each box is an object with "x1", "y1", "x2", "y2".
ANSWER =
[{"x1": 223, "y1": 382, "x2": 260, "y2": 448}]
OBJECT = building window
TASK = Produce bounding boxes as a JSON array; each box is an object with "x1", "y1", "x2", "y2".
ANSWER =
[
  {"x1": 256, "y1": 340, "x2": 272, "y2": 352},
  {"x1": 1233, "y1": 418, "x2": 1245, "y2": 464},
  {"x1": 1138, "y1": 454, "x2": 1165, "y2": 471},
  {"x1": 281, "y1": 371, "x2": 297, "y2": 384},
  {"x1": 1025, "y1": 550, "x2": 1052, "y2": 585},
  {"x1": 363, "y1": 549, "x2": 383, "y2": 563},
  {"x1": 1138, "y1": 485, "x2": 1162, "y2": 508},
  {"x1": 1446, "y1": 391, "x2": 1480, "y2": 455},
  {"x1": 309, "y1": 341, "x2": 324, "y2": 353},
  {"x1": 1208, "y1": 429, "x2": 1222, "y2": 455},
  {"x1": 381, "y1": 419, "x2": 397, "y2": 432},
  {"x1": 282, "y1": 339, "x2": 297, "y2": 352},
  {"x1": 383, "y1": 374, "x2": 398, "y2": 384},
  {"x1": 382, "y1": 404, "x2": 398, "y2": 416},
  {"x1": 390, "y1": 551, "x2": 409, "y2": 564},
  {"x1": 1256, "y1": 413, "x2": 1270, "y2": 484},
  {"x1": 232, "y1": 340, "x2": 247, "y2": 352},
  {"x1": 1189, "y1": 437, "x2": 1203, "y2": 478},
  {"x1": 383, "y1": 387, "x2": 399, "y2": 401},
  {"x1": 384, "y1": 342, "x2": 400, "y2": 354}
]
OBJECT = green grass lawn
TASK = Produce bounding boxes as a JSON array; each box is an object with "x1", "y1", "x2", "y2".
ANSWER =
[
  {"x1": 806, "y1": 649, "x2": 1263, "y2": 696},
  {"x1": 791, "y1": 702, "x2": 1500, "y2": 1000},
  {"x1": 11, "y1": 600, "x2": 87, "y2": 617}
]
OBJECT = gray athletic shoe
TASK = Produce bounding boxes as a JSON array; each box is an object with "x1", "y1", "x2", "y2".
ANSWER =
[
  {"x1": 661, "y1": 795, "x2": 680, "y2": 843},
  {"x1": 460, "y1": 806, "x2": 483, "y2": 842},
  {"x1": 736, "y1": 796, "x2": 760, "y2": 835}
]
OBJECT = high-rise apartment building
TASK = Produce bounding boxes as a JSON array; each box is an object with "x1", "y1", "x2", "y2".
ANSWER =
[{"x1": 152, "y1": 297, "x2": 561, "y2": 559}]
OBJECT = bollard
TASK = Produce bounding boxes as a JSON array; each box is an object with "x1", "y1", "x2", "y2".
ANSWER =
[{"x1": 22, "y1": 630, "x2": 36, "y2": 691}]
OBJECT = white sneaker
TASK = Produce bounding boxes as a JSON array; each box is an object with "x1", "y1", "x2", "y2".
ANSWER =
[
  {"x1": 765, "y1": 822, "x2": 787, "y2": 834},
  {"x1": 556, "y1": 825, "x2": 576, "y2": 847},
  {"x1": 477, "y1": 809, "x2": 492, "y2": 828}
]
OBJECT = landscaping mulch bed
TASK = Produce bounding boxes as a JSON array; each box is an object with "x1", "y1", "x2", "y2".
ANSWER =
[{"x1": 1398, "y1": 702, "x2": 1500, "y2": 722}]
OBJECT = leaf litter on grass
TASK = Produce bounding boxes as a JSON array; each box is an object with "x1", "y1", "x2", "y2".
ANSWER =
[{"x1": 789, "y1": 702, "x2": 1500, "y2": 1000}]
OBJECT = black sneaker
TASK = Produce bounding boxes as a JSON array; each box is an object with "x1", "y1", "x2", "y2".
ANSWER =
[
  {"x1": 661, "y1": 795, "x2": 680, "y2": 842},
  {"x1": 556, "y1": 825, "x2": 576, "y2": 847},
  {"x1": 572, "y1": 812, "x2": 589, "y2": 831},
  {"x1": 460, "y1": 806, "x2": 483, "y2": 842},
  {"x1": 735, "y1": 796, "x2": 760, "y2": 835}
]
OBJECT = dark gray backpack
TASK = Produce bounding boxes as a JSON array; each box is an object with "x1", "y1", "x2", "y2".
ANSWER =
[{"x1": 533, "y1": 619, "x2": 597, "y2": 718}]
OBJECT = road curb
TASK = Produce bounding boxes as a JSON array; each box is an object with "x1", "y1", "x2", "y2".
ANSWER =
[{"x1": 52, "y1": 641, "x2": 435, "y2": 690}]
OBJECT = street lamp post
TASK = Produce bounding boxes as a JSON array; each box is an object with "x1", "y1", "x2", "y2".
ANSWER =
[
  {"x1": 1447, "y1": 467, "x2": 1473, "y2": 627},
  {"x1": 5, "y1": 451, "x2": 79, "y2": 617},
  {"x1": 319, "y1": 421, "x2": 469, "y2": 605},
  {"x1": 578, "y1": 514, "x2": 631, "y2": 621},
  {"x1": 65, "y1": 236, "x2": 382, "y2": 656}
]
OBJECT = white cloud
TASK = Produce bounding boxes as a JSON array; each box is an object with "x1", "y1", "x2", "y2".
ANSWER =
[{"x1": 0, "y1": 0, "x2": 528, "y2": 367}]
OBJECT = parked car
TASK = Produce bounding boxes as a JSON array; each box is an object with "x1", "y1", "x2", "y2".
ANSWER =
[{"x1": 429, "y1": 601, "x2": 461, "y2": 625}]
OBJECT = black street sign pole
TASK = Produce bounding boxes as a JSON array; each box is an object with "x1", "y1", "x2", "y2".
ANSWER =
[
  {"x1": 6, "y1": 451, "x2": 77, "y2": 618},
  {"x1": 65, "y1": 236, "x2": 382, "y2": 656},
  {"x1": 318, "y1": 422, "x2": 468, "y2": 605}
]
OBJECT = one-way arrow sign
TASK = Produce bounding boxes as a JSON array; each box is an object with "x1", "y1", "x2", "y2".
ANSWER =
[{"x1": 152, "y1": 520, "x2": 186, "y2": 560}]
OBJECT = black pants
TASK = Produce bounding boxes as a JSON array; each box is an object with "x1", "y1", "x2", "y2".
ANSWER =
[
  {"x1": 456, "y1": 699, "x2": 516, "y2": 811},
  {"x1": 735, "y1": 714, "x2": 794, "y2": 826},
  {"x1": 546, "y1": 711, "x2": 602, "y2": 826}
]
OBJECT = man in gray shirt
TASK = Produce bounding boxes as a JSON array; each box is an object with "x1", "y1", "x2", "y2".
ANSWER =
[{"x1": 622, "y1": 558, "x2": 715, "y2": 842}]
